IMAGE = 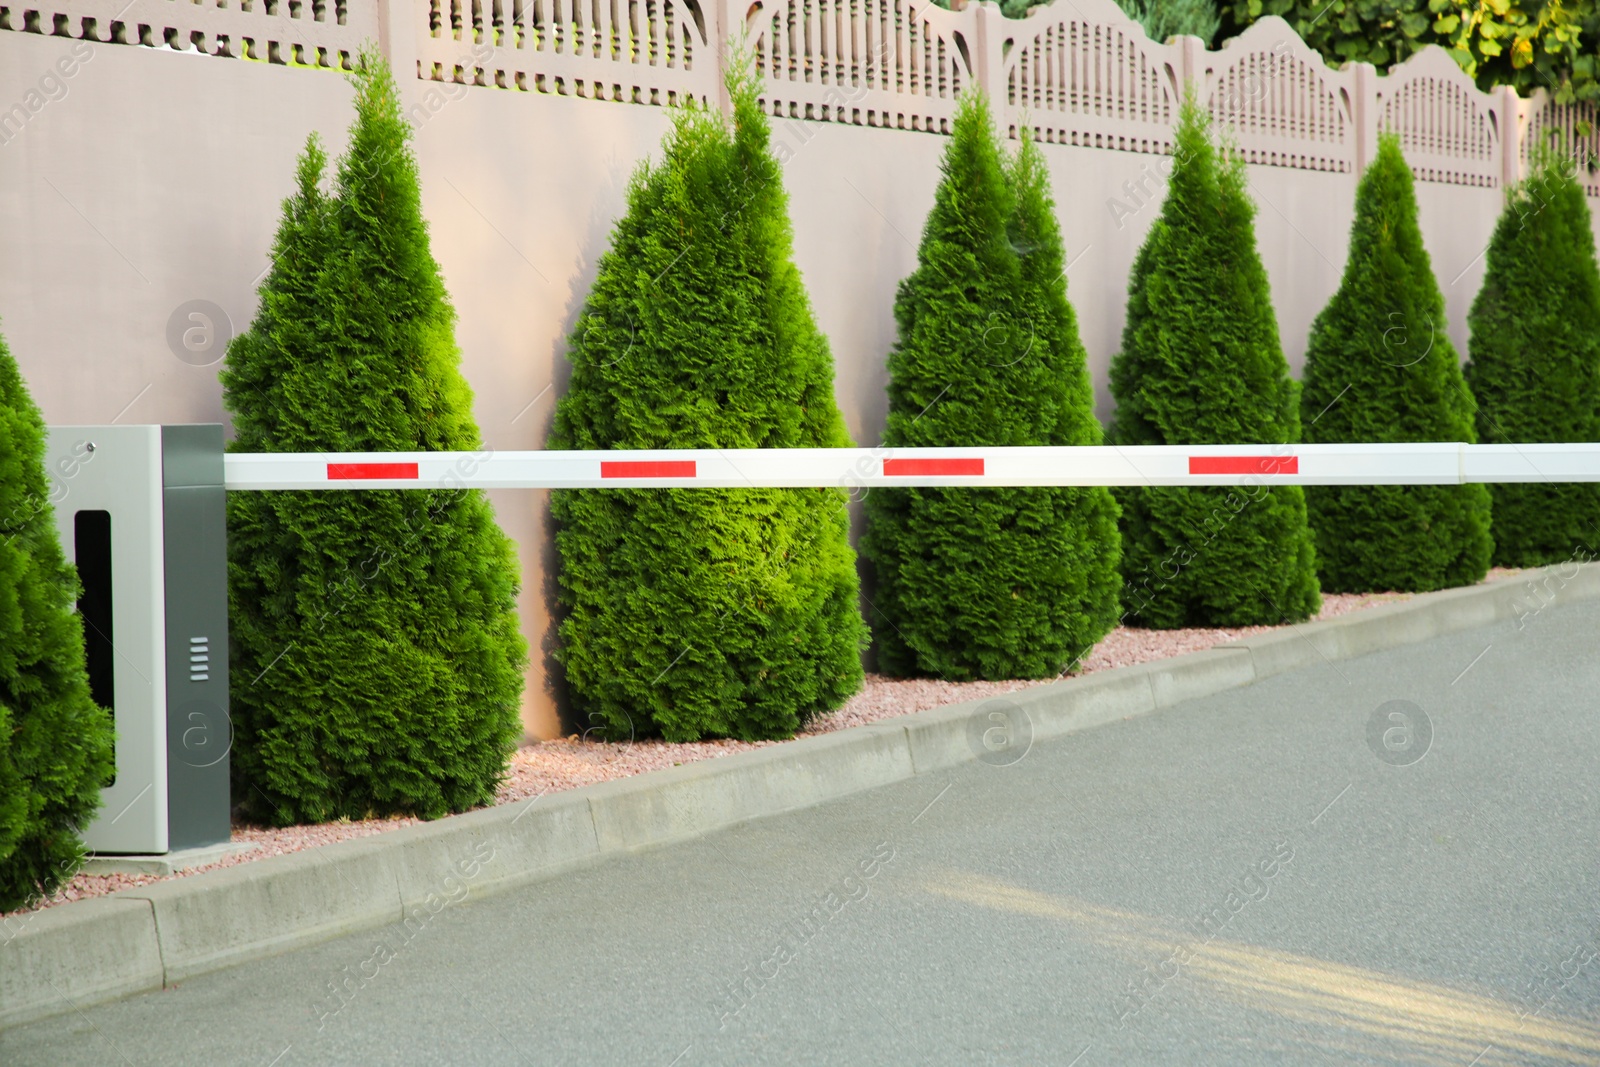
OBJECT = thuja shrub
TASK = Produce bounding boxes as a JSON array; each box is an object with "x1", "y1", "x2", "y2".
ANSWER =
[
  {"x1": 1107, "y1": 97, "x2": 1320, "y2": 628},
  {"x1": 861, "y1": 98, "x2": 1120, "y2": 680},
  {"x1": 0, "y1": 329, "x2": 114, "y2": 911},
  {"x1": 549, "y1": 64, "x2": 866, "y2": 743},
  {"x1": 1299, "y1": 135, "x2": 1492, "y2": 591},
  {"x1": 1466, "y1": 153, "x2": 1600, "y2": 567},
  {"x1": 223, "y1": 52, "x2": 527, "y2": 825}
]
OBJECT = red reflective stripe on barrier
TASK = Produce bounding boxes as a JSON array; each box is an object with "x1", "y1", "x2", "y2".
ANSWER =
[
  {"x1": 1188, "y1": 456, "x2": 1298, "y2": 476},
  {"x1": 327, "y1": 462, "x2": 420, "y2": 480},
  {"x1": 601, "y1": 461, "x2": 698, "y2": 479},
  {"x1": 883, "y1": 458, "x2": 985, "y2": 477}
]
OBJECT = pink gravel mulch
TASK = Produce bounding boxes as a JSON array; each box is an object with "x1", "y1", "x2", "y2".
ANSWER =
[{"x1": 4, "y1": 574, "x2": 1526, "y2": 918}]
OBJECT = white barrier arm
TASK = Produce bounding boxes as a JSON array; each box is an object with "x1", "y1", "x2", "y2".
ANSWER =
[
  {"x1": 1461, "y1": 444, "x2": 1600, "y2": 484},
  {"x1": 220, "y1": 442, "x2": 1600, "y2": 490}
]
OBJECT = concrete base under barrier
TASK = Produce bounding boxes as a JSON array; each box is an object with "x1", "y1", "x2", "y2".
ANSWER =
[{"x1": 84, "y1": 842, "x2": 261, "y2": 876}]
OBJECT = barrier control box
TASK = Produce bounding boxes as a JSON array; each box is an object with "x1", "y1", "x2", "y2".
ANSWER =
[{"x1": 46, "y1": 424, "x2": 230, "y2": 855}]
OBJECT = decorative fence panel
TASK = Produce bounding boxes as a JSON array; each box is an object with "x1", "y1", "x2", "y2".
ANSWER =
[
  {"x1": 739, "y1": 0, "x2": 976, "y2": 133},
  {"x1": 3, "y1": 0, "x2": 1597, "y2": 194},
  {"x1": 417, "y1": 0, "x2": 715, "y2": 105},
  {"x1": 1522, "y1": 91, "x2": 1600, "y2": 198},
  {"x1": 1376, "y1": 47, "x2": 1502, "y2": 189},
  {"x1": 999, "y1": 0, "x2": 1178, "y2": 156},
  {"x1": 1200, "y1": 18, "x2": 1356, "y2": 175},
  {"x1": 1, "y1": 0, "x2": 374, "y2": 67}
]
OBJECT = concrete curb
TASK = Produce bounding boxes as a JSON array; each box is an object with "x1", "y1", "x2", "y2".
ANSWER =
[{"x1": 2, "y1": 564, "x2": 1589, "y2": 1029}]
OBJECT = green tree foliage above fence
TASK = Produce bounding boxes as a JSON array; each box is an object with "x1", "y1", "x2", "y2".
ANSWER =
[
  {"x1": 549, "y1": 64, "x2": 866, "y2": 743},
  {"x1": 1107, "y1": 98, "x2": 1320, "y2": 628},
  {"x1": 1117, "y1": 0, "x2": 1222, "y2": 43},
  {"x1": 0, "y1": 328, "x2": 114, "y2": 912},
  {"x1": 1299, "y1": 135, "x2": 1493, "y2": 591},
  {"x1": 861, "y1": 96, "x2": 1120, "y2": 679},
  {"x1": 929, "y1": 0, "x2": 1220, "y2": 28},
  {"x1": 1467, "y1": 153, "x2": 1600, "y2": 565},
  {"x1": 927, "y1": 0, "x2": 1033, "y2": 19},
  {"x1": 222, "y1": 52, "x2": 526, "y2": 825},
  {"x1": 1224, "y1": 0, "x2": 1600, "y2": 104}
]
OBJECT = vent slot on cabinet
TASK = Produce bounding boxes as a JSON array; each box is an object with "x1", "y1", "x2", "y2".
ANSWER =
[{"x1": 189, "y1": 636, "x2": 210, "y2": 682}]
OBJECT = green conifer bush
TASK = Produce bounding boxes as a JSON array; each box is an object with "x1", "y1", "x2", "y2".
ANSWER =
[
  {"x1": 548, "y1": 65, "x2": 866, "y2": 742},
  {"x1": 1107, "y1": 98, "x2": 1320, "y2": 628},
  {"x1": 1466, "y1": 153, "x2": 1600, "y2": 566},
  {"x1": 861, "y1": 98, "x2": 1121, "y2": 679},
  {"x1": 1299, "y1": 135, "x2": 1493, "y2": 591},
  {"x1": 0, "y1": 328, "x2": 114, "y2": 911},
  {"x1": 223, "y1": 52, "x2": 526, "y2": 824}
]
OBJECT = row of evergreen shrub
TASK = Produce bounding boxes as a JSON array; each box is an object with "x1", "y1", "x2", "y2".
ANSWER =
[
  {"x1": 555, "y1": 80, "x2": 1600, "y2": 741},
  {"x1": 1301, "y1": 133, "x2": 1600, "y2": 580},
  {"x1": 6, "y1": 57, "x2": 1598, "y2": 907}
]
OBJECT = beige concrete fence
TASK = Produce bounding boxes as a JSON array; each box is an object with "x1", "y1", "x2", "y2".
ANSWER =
[{"x1": 1, "y1": 0, "x2": 1597, "y2": 738}]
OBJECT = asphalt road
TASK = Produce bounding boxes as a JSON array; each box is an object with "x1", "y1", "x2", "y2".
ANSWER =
[{"x1": 6, "y1": 592, "x2": 1600, "y2": 1066}]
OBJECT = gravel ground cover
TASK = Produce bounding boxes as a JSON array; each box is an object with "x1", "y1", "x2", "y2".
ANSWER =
[{"x1": 7, "y1": 573, "x2": 1526, "y2": 917}]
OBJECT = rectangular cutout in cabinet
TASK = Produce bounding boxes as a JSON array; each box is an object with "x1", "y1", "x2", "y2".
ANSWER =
[{"x1": 74, "y1": 509, "x2": 115, "y2": 786}]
